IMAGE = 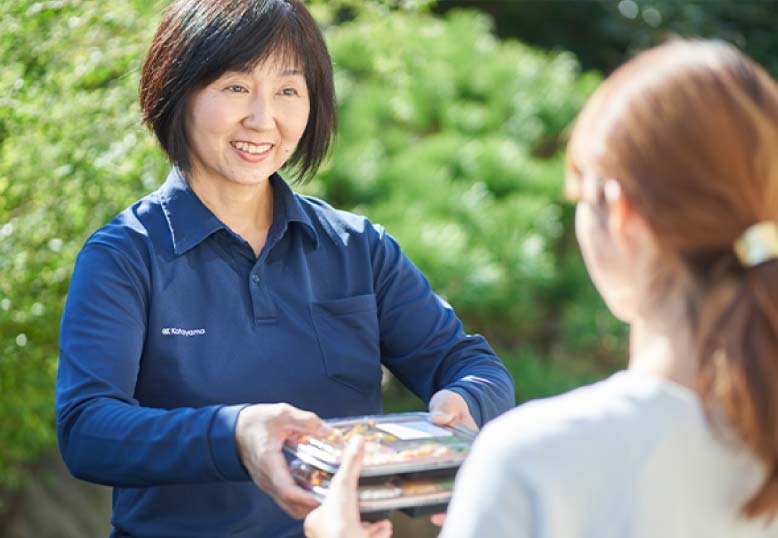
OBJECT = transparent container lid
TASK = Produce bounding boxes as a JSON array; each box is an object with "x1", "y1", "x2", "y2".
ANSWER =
[
  {"x1": 290, "y1": 459, "x2": 454, "y2": 513},
  {"x1": 284, "y1": 412, "x2": 475, "y2": 477}
]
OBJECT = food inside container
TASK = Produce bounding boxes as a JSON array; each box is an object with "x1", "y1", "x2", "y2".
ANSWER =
[
  {"x1": 284, "y1": 412, "x2": 475, "y2": 476},
  {"x1": 290, "y1": 459, "x2": 455, "y2": 514},
  {"x1": 285, "y1": 412, "x2": 474, "y2": 517}
]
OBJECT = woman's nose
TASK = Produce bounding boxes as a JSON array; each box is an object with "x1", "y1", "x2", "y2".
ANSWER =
[{"x1": 243, "y1": 94, "x2": 275, "y2": 131}]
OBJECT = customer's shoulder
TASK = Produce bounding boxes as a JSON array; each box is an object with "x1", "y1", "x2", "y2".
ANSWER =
[{"x1": 480, "y1": 371, "x2": 697, "y2": 456}]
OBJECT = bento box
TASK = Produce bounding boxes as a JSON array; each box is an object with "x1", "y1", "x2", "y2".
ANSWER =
[
  {"x1": 284, "y1": 412, "x2": 476, "y2": 476},
  {"x1": 284, "y1": 412, "x2": 476, "y2": 516},
  {"x1": 290, "y1": 459, "x2": 455, "y2": 515}
]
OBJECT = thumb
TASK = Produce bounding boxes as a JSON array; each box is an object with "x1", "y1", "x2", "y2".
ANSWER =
[
  {"x1": 284, "y1": 408, "x2": 332, "y2": 437},
  {"x1": 330, "y1": 436, "x2": 365, "y2": 492},
  {"x1": 429, "y1": 390, "x2": 466, "y2": 425},
  {"x1": 429, "y1": 407, "x2": 455, "y2": 425}
]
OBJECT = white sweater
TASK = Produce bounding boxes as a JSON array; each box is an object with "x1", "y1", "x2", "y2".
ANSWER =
[{"x1": 441, "y1": 370, "x2": 777, "y2": 538}]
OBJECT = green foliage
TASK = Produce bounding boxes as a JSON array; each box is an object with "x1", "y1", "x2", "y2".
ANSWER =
[
  {"x1": 0, "y1": 1, "x2": 623, "y2": 487},
  {"x1": 307, "y1": 9, "x2": 609, "y2": 351},
  {"x1": 436, "y1": 0, "x2": 778, "y2": 77},
  {"x1": 0, "y1": 0, "x2": 169, "y2": 486},
  {"x1": 501, "y1": 347, "x2": 605, "y2": 404},
  {"x1": 306, "y1": 7, "x2": 625, "y2": 417},
  {"x1": 594, "y1": 0, "x2": 778, "y2": 76}
]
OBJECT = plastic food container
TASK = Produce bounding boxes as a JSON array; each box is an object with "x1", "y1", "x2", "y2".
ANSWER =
[
  {"x1": 284, "y1": 412, "x2": 476, "y2": 476},
  {"x1": 284, "y1": 412, "x2": 476, "y2": 516},
  {"x1": 290, "y1": 459, "x2": 455, "y2": 516}
]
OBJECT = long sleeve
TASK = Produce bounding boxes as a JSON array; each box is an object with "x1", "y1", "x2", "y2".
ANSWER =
[
  {"x1": 55, "y1": 169, "x2": 516, "y2": 536},
  {"x1": 56, "y1": 239, "x2": 249, "y2": 487},
  {"x1": 370, "y1": 226, "x2": 515, "y2": 426}
]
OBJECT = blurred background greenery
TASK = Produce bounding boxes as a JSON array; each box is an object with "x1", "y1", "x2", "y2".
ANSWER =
[{"x1": 2, "y1": 0, "x2": 777, "y2": 535}]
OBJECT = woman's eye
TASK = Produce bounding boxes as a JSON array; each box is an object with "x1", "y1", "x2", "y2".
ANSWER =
[
  {"x1": 281, "y1": 88, "x2": 299, "y2": 97},
  {"x1": 226, "y1": 85, "x2": 247, "y2": 93}
]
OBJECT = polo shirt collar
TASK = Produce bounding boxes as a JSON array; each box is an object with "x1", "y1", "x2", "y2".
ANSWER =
[
  {"x1": 158, "y1": 167, "x2": 318, "y2": 256},
  {"x1": 268, "y1": 173, "x2": 319, "y2": 248}
]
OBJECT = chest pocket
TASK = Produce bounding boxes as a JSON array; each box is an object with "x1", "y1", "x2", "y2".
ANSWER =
[{"x1": 308, "y1": 294, "x2": 382, "y2": 394}]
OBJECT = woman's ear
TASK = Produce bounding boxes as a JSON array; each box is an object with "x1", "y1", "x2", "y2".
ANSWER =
[
  {"x1": 603, "y1": 179, "x2": 655, "y2": 253},
  {"x1": 603, "y1": 179, "x2": 628, "y2": 235}
]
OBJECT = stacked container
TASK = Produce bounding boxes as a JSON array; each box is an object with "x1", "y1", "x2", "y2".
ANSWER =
[{"x1": 284, "y1": 412, "x2": 476, "y2": 518}]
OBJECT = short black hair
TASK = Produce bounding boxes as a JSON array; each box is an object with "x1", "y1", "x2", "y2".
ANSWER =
[{"x1": 140, "y1": 0, "x2": 336, "y2": 183}]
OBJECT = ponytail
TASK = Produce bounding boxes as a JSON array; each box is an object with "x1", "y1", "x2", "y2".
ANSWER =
[
  {"x1": 696, "y1": 260, "x2": 778, "y2": 519},
  {"x1": 566, "y1": 38, "x2": 778, "y2": 520}
]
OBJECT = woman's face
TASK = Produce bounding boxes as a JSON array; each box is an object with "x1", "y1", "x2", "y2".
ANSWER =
[
  {"x1": 574, "y1": 179, "x2": 644, "y2": 323},
  {"x1": 184, "y1": 53, "x2": 310, "y2": 188}
]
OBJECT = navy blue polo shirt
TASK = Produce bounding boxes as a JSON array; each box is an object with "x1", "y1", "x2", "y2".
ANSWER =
[{"x1": 56, "y1": 167, "x2": 515, "y2": 538}]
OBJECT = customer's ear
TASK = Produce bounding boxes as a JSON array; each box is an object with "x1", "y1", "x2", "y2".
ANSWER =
[{"x1": 603, "y1": 179, "x2": 655, "y2": 255}]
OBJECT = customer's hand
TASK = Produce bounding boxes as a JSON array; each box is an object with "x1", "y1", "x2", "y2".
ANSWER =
[
  {"x1": 430, "y1": 513, "x2": 447, "y2": 527},
  {"x1": 429, "y1": 389, "x2": 479, "y2": 432},
  {"x1": 235, "y1": 403, "x2": 332, "y2": 519},
  {"x1": 304, "y1": 437, "x2": 393, "y2": 538}
]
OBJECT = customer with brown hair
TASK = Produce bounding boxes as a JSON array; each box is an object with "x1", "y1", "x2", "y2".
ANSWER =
[{"x1": 305, "y1": 38, "x2": 778, "y2": 537}]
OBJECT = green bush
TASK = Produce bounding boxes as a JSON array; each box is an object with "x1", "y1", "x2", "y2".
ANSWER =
[
  {"x1": 309, "y1": 9, "x2": 606, "y2": 349},
  {"x1": 0, "y1": 1, "x2": 623, "y2": 487},
  {"x1": 436, "y1": 0, "x2": 778, "y2": 78},
  {"x1": 0, "y1": 0, "x2": 169, "y2": 487}
]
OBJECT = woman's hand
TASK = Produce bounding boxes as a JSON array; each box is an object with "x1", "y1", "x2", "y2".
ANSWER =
[
  {"x1": 427, "y1": 389, "x2": 474, "y2": 528},
  {"x1": 235, "y1": 403, "x2": 332, "y2": 519},
  {"x1": 428, "y1": 389, "x2": 479, "y2": 432},
  {"x1": 304, "y1": 437, "x2": 393, "y2": 538}
]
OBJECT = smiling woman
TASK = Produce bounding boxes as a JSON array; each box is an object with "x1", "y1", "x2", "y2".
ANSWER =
[
  {"x1": 54, "y1": 1, "x2": 515, "y2": 537},
  {"x1": 185, "y1": 61, "x2": 310, "y2": 189},
  {"x1": 182, "y1": 58, "x2": 312, "y2": 254},
  {"x1": 139, "y1": 0, "x2": 335, "y2": 181}
]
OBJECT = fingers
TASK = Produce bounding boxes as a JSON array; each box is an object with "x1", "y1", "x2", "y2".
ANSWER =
[
  {"x1": 276, "y1": 404, "x2": 332, "y2": 437},
  {"x1": 459, "y1": 414, "x2": 479, "y2": 433},
  {"x1": 362, "y1": 519, "x2": 393, "y2": 538},
  {"x1": 303, "y1": 438, "x2": 371, "y2": 537},
  {"x1": 430, "y1": 410, "x2": 455, "y2": 425},
  {"x1": 303, "y1": 509, "x2": 324, "y2": 538},
  {"x1": 429, "y1": 390, "x2": 479, "y2": 432},
  {"x1": 429, "y1": 389, "x2": 462, "y2": 419},
  {"x1": 237, "y1": 403, "x2": 338, "y2": 520},
  {"x1": 265, "y1": 452, "x2": 320, "y2": 519},
  {"x1": 330, "y1": 437, "x2": 365, "y2": 492},
  {"x1": 431, "y1": 410, "x2": 478, "y2": 432},
  {"x1": 275, "y1": 486, "x2": 320, "y2": 520},
  {"x1": 430, "y1": 513, "x2": 447, "y2": 527}
]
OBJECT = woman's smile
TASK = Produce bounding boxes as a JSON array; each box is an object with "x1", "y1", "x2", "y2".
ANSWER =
[
  {"x1": 184, "y1": 53, "x2": 311, "y2": 189},
  {"x1": 230, "y1": 140, "x2": 274, "y2": 162}
]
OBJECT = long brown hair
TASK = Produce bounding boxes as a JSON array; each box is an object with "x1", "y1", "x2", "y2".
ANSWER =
[{"x1": 566, "y1": 39, "x2": 778, "y2": 519}]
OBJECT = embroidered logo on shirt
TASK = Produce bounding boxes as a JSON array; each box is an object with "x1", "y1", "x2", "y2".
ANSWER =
[{"x1": 161, "y1": 327, "x2": 206, "y2": 337}]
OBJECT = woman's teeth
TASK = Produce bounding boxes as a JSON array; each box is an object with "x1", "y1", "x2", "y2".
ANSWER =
[{"x1": 233, "y1": 142, "x2": 272, "y2": 154}]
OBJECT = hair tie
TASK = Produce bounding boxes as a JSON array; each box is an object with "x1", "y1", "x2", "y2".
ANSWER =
[{"x1": 734, "y1": 221, "x2": 778, "y2": 268}]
